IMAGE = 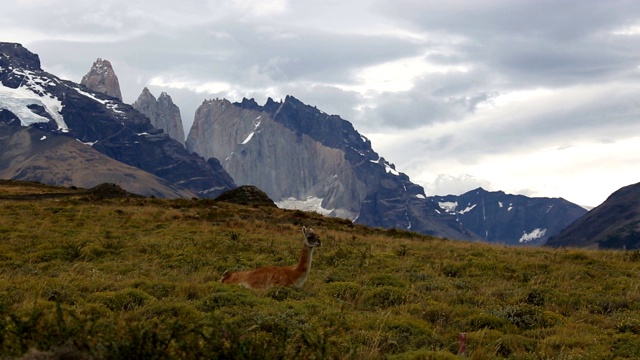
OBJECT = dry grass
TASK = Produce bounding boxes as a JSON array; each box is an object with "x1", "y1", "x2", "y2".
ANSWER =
[{"x1": 0, "y1": 181, "x2": 639, "y2": 358}]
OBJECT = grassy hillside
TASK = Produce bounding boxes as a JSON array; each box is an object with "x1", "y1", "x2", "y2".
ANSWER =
[{"x1": 0, "y1": 181, "x2": 639, "y2": 359}]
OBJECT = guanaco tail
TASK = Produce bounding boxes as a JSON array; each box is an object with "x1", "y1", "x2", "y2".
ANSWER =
[{"x1": 221, "y1": 226, "x2": 322, "y2": 290}]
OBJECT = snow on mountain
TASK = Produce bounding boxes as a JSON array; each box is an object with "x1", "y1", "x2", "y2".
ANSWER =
[
  {"x1": 275, "y1": 196, "x2": 334, "y2": 217},
  {"x1": 1, "y1": 42, "x2": 236, "y2": 198},
  {"x1": 430, "y1": 187, "x2": 587, "y2": 245},
  {"x1": 0, "y1": 69, "x2": 67, "y2": 131},
  {"x1": 519, "y1": 228, "x2": 547, "y2": 243}
]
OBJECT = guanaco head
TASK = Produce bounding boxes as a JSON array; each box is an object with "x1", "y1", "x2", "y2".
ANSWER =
[{"x1": 302, "y1": 226, "x2": 321, "y2": 248}]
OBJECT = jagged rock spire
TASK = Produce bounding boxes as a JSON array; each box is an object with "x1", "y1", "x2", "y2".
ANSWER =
[
  {"x1": 80, "y1": 58, "x2": 123, "y2": 100},
  {"x1": 132, "y1": 87, "x2": 185, "y2": 144}
]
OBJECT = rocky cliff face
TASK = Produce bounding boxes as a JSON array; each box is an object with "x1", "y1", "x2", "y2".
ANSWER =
[
  {"x1": 430, "y1": 188, "x2": 588, "y2": 246},
  {"x1": 132, "y1": 88, "x2": 185, "y2": 144},
  {"x1": 80, "y1": 58, "x2": 123, "y2": 101},
  {"x1": 0, "y1": 42, "x2": 235, "y2": 198},
  {"x1": 546, "y1": 182, "x2": 640, "y2": 249},
  {"x1": 186, "y1": 96, "x2": 478, "y2": 240}
]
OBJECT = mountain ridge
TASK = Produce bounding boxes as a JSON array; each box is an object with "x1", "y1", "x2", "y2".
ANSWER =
[
  {"x1": 429, "y1": 187, "x2": 588, "y2": 245},
  {"x1": 0, "y1": 42, "x2": 235, "y2": 198}
]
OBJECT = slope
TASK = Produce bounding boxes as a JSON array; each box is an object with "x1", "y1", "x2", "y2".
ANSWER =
[
  {"x1": 0, "y1": 119, "x2": 193, "y2": 198},
  {"x1": 546, "y1": 181, "x2": 640, "y2": 249}
]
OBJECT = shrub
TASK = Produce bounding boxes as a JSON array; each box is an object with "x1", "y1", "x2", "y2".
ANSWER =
[
  {"x1": 494, "y1": 334, "x2": 538, "y2": 358},
  {"x1": 368, "y1": 273, "x2": 405, "y2": 288},
  {"x1": 612, "y1": 333, "x2": 640, "y2": 358},
  {"x1": 266, "y1": 286, "x2": 305, "y2": 301},
  {"x1": 362, "y1": 286, "x2": 408, "y2": 309},
  {"x1": 467, "y1": 313, "x2": 510, "y2": 331},
  {"x1": 133, "y1": 280, "x2": 177, "y2": 300},
  {"x1": 88, "y1": 289, "x2": 151, "y2": 311},
  {"x1": 198, "y1": 287, "x2": 257, "y2": 311},
  {"x1": 493, "y1": 304, "x2": 546, "y2": 330},
  {"x1": 325, "y1": 282, "x2": 361, "y2": 302}
]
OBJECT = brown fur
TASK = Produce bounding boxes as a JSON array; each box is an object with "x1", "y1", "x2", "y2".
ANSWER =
[{"x1": 221, "y1": 226, "x2": 321, "y2": 290}]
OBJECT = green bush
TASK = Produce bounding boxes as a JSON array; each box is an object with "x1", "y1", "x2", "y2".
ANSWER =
[
  {"x1": 198, "y1": 287, "x2": 258, "y2": 311},
  {"x1": 493, "y1": 304, "x2": 546, "y2": 330},
  {"x1": 325, "y1": 282, "x2": 361, "y2": 302},
  {"x1": 362, "y1": 286, "x2": 409, "y2": 308},
  {"x1": 368, "y1": 273, "x2": 405, "y2": 288},
  {"x1": 88, "y1": 289, "x2": 151, "y2": 311},
  {"x1": 467, "y1": 313, "x2": 510, "y2": 331}
]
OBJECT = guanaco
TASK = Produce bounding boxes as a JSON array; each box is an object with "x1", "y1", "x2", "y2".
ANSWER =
[{"x1": 221, "y1": 226, "x2": 321, "y2": 290}]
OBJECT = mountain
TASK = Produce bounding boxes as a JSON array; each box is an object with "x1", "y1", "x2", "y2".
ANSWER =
[
  {"x1": 132, "y1": 87, "x2": 185, "y2": 144},
  {"x1": 429, "y1": 188, "x2": 588, "y2": 246},
  {"x1": 546, "y1": 182, "x2": 640, "y2": 249},
  {"x1": 0, "y1": 42, "x2": 235, "y2": 198},
  {"x1": 0, "y1": 119, "x2": 193, "y2": 198},
  {"x1": 80, "y1": 58, "x2": 123, "y2": 101},
  {"x1": 186, "y1": 96, "x2": 478, "y2": 240}
]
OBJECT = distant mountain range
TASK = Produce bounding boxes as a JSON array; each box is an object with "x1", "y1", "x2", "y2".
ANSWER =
[
  {"x1": 429, "y1": 188, "x2": 587, "y2": 246},
  {"x1": 2, "y1": 42, "x2": 635, "y2": 248}
]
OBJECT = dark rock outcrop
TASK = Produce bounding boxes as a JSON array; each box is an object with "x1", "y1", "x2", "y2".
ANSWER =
[
  {"x1": 546, "y1": 182, "x2": 640, "y2": 249},
  {"x1": 215, "y1": 185, "x2": 277, "y2": 207},
  {"x1": 429, "y1": 188, "x2": 588, "y2": 246},
  {"x1": 132, "y1": 87, "x2": 185, "y2": 144},
  {"x1": 80, "y1": 58, "x2": 123, "y2": 101}
]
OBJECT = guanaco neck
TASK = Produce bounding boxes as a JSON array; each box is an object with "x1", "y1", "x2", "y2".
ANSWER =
[{"x1": 295, "y1": 243, "x2": 314, "y2": 273}]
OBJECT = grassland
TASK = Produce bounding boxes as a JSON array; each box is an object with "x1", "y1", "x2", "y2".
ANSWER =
[{"x1": 0, "y1": 181, "x2": 639, "y2": 359}]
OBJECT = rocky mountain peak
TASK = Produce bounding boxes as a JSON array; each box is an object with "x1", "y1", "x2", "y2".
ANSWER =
[
  {"x1": 132, "y1": 88, "x2": 185, "y2": 144},
  {"x1": 186, "y1": 96, "x2": 477, "y2": 240},
  {"x1": 80, "y1": 58, "x2": 122, "y2": 100},
  {"x1": 0, "y1": 42, "x2": 41, "y2": 71}
]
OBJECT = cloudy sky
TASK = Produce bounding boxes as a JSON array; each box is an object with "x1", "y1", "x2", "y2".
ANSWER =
[{"x1": 4, "y1": 0, "x2": 640, "y2": 207}]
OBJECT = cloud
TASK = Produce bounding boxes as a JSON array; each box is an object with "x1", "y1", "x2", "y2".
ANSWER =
[
  {"x1": 424, "y1": 174, "x2": 494, "y2": 197},
  {"x1": 4, "y1": 0, "x2": 640, "y2": 206}
]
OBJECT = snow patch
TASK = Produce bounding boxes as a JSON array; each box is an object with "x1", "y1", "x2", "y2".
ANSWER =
[
  {"x1": 241, "y1": 132, "x2": 255, "y2": 144},
  {"x1": 275, "y1": 196, "x2": 333, "y2": 216},
  {"x1": 438, "y1": 201, "x2": 477, "y2": 215},
  {"x1": 74, "y1": 87, "x2": 125, "y2": 114},
  {"x1": 77, "y1": 139, "x2": 97, "y2": 146},
  {"x1": 384, "y1": 163, "x2": 399, "y2": 176},
  {"x1": 241, "y1": 117, "x2": 262, "y2": 144},
  {"x1": 458, "y1": 204, "x2": 477, "y2": 214},
  {"x1": 519, "y1": 228, "x2": 547, "y2": 243},
  {"x1": 438, "y1": 201, "x2": 458, "y2": 213},
  {"x1": 39, "y1": 135, "x2": 46, "y2": 141},
  {"x1": 0, "y1": 70, "x2": 68, "y2": 131}
]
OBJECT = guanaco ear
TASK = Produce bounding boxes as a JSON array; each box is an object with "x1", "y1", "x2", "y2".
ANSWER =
[{"x1": 302, "y1": 226, "x2": 307, "y2": 236}]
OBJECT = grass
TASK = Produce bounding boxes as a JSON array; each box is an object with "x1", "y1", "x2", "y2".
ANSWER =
[{"x1": 0, "y1": 182, "x2": 639, "y2": 358}]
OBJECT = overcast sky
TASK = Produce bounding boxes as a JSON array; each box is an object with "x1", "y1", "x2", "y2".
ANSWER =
[{"x1": 4, "y1": 0, "x2": 640, "y2": 207}]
